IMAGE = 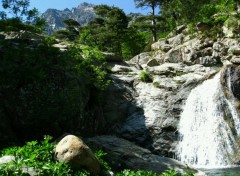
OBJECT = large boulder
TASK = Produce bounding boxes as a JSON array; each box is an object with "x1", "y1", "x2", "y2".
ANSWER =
[{"x1": 55, "y1": 135, "x2": 101, "y2": 174}]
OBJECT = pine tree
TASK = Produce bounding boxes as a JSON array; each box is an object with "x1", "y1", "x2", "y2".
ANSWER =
[{"x1": 134, "y1": 0, "x2": 161, "y2": 42}]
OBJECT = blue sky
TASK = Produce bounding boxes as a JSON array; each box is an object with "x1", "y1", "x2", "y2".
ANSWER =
[{"x1": 0, "y1": 0, "x2": 151, "y2": 15}]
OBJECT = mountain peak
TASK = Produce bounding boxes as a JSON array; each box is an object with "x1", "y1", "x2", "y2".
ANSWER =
[
  {"x1": 77, "y1": 2, "x2": 94, "y2": 9},
  {"x1": 41, "y1": 2, "x2": 96, "y2": 35}
]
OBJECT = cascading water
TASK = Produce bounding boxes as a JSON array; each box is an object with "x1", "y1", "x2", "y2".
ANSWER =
[{"x1": 176, "y1": 72, "x2": 240, "y2": 168}]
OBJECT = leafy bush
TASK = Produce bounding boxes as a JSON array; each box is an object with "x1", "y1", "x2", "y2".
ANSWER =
[
  {"x1": 0, "y1": 36, "x2": 109, "y2": 147},
  {"x1": 0, "y1": 136, "x2": 75, "y2": 175},
  {"x1": 140, "y1": 71, "x2": 153, "y2": 83},
  {"x1": 0, "y1": 137, "x2": 193, "y2": 176}
]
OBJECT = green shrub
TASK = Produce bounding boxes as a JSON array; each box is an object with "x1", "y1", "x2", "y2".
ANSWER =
[
  {"x1": 140, "y1": 71, "x2": 153, "y2": 83},
  {"x1": 0, "y1": 136, "x2": 77, "y2": 175},
  {"x1": 0, "y1": 37, "x2": 109, "y2": 146},
  {"x1": 0, "y1": 136, "x2": 111, "y2": 175},
  {"x1": 153, "y1": 82, "x2": 160, "y2": 88},
  {"x1": 0, "y1": 137, "x2": 194, "y2": 176}
]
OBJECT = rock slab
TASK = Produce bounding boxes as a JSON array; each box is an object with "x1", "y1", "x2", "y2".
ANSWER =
[{"x1": 88, "y1": 135, "x2": 205, "y2": 176}]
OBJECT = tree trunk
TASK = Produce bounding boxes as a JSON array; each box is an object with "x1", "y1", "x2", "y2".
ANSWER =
[{"x1": 151, "y1": 1, "x2": 157, "y2": 42}]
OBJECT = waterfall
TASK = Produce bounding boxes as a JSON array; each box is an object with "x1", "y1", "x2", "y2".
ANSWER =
[{"x1": 176, "y1": 72, "x2": 240, "y2": 168}]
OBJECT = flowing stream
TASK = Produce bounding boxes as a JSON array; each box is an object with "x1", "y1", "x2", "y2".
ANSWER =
[{"x1": 176, "y1": 72, "x2": 240, "y2": 168}]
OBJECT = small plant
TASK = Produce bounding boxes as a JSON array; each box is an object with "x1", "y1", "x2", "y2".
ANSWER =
[
  {"x1": 153, "y1": 82, "x2": 160, "y2": 88},
  {"x1": 94, "y1": 150, "x2": 111, "y2": 171},
  {"x1": 140, "y1": 71, "x2": 153, "y2": 83}
]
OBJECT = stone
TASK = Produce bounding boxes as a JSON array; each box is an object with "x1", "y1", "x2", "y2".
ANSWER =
[
  {"x1": 88, "y1": 136, "x2": 205, "y2": 176},
  {"x1": 196, "y1": 56, "x2": 220, "y2": 66},
  {"x1": 55, "y1": 135, "x2": 101, "y2": 174},
  {"x1": 129, "y1": 52, "x2": 151, "y2": 65},
  {"x1": 53, "y1": 42, "x2": 69, "y2": 51},
  {"x1": 167, "y1": 34, "x2": 184, "y2": 47},
  {"x1": 151, "y1": 50, "x2": 165, "y2": 64},
  {"x1": 151, "y1": 39, "x2": 172, "y2": 52},
  {"x1": 164, "y1": 46, "x2": 183, "y2": 63},
  {"x1": 228, "y1": 45, "x2": 240, "y2": 55},
  {"x1": 103, "y1": 52, "x2": 123, "y2": 62},
  {"x1": 151, "y1": 39, "x2": 167, "y2": 50},
  {"x1": 196, "y1": 22, "x2": 211, "y2": 32},
  {"x1": 0, "y1": 156, "x2": 37, "y2": 175},
  {"x1": 147, "y1": 59, "x2": 159, "y2": 67},
  {"x1": 111, "y1": 65, "x2": 134, "y2": 73},
  {"x1": 0, "y1": 156, "x2": 15, "y2": 165},
  {"x1": 230, "y1": 56, "x2": 240, "y2": 64},
  {"x1": 176, "y1": 25, "x2": 187, "y2": 34}
]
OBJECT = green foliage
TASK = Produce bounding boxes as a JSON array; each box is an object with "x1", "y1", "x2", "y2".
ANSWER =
[
  {"x1": 1, "y1": 0, "x2": 39, "y2": 23},
  {"x1": 0, "y1": 137, "x2": 193, "y2": 176},
  {"x1": 0, "y1": 18, "x2": 42, "y2": 33},
  {"x1": 140, "y1": 71, "x2": 153, "y2": 83},
  {"x1": 94, "y1": 150, "x2": 111, "y2": 171},
  {"x1": 115, "y1": 169, "x2": 193, "y2": 176},
  {"x1": 54, "y1": 19, "x2": 80, "y2": 41},
  {"x1": 0, "y1": 35, "x2": 109, "y2": 146},
  {"x1": 81, "y1": 5, "x2": 148, "y2": 60},
  {"x1": 0, "y1": 136, "x2": 76, "y2": 175},
  {"x1": 84, "y1": 5, "x2": 128, "y2": 57},
  {"x1": 153, "y1": 82, "x2": 160, "y2": 88},
  {"x1": 122, "y1": 27, "x2": 147, "y2": 60},
  {"x1": 116, "y1": 169, "x2": 158, "y2": 176},
  {"x1": 134, "y1": 0, "x2": 161, "y2": 42},
  {"x1": 0, "y1": 136, "x2": 109, "y2": 175}
]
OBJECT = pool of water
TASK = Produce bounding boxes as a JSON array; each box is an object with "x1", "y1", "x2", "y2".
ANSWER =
[{"x1": 201, "y1": 167, "x2": 240, "y2": 176}]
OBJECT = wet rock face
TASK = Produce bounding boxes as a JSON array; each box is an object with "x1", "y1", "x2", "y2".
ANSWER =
[
  {"x1": 103, "y1": 61, "x2": 217, "y2": 157},
  {"x1": 231, "y1": 65, "x2": 240, "y2": 100},
  {"x1": 221, "y1": 65, "x2": 240, "y2": 101}
]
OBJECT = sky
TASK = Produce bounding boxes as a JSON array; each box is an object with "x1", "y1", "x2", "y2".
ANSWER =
[{"x1": 0, "y1": 0, "x2": 151, "y2": 15}]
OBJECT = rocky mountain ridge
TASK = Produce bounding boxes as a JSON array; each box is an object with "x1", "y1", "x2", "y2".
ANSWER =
[
  {"x1": 41, "y1": 2, "x2": 96, "y2": 35},
  {"x1": 41, "y1": 2, "x2": 143, "y2": 35}
]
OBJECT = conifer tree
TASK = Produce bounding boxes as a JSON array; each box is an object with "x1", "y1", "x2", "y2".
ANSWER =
[{"x1": 134, "y1": 0, "x2": 161, "y2": 42}]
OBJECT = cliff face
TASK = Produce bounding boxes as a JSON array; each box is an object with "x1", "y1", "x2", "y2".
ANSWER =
[
  {"x1": 41, "y1": 2, "x2": 96, "y2": 35},
  {"x1": 102, "y1": 24, "x2": 240, "y2": 158}
]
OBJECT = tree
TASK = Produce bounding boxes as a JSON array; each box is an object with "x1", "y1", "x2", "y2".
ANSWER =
[
  {"x1": 134, "y1": 0, "x2": 161, "y2": 42},
  {"x1": 83, "y1": 5, "x2": 129, "y2": 57},
  {"x1": 1, "y1": 0, "x2": 38, "y2": 22},
  {"x1": 55, "y1": 19, "x2": 81, "y2": 41}
]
